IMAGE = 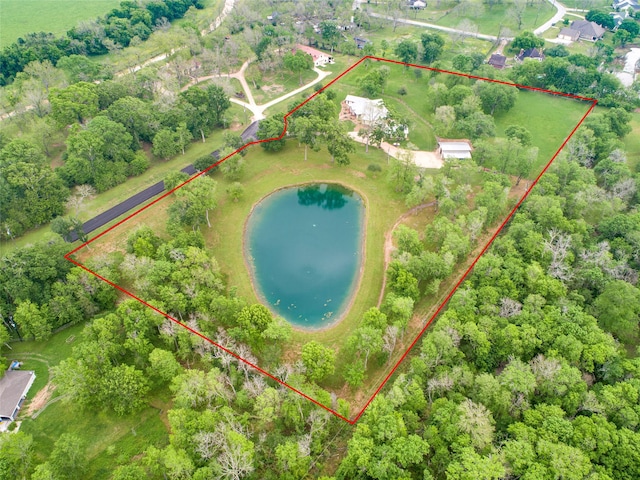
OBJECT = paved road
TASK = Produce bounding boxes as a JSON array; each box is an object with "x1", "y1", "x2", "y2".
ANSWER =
[
  {"x1": 68, "y1": 120, "x2": 260, "y2": 242},
  {"x1": 533, "y1": 0, "x2": 566, "y2": 36}
]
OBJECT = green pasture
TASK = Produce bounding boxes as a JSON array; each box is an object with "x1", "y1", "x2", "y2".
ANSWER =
[
  {"x1": 0, "y1": 0, "x2": 120, "y2": 47},
  {"x1": 366, "y1": 0, "x2": 555, "y2": 36},
  {"x1": 622, "y1": 111, "x2": 640, "y2": 171},
  {"x1": 494, "y1": 89, "x2": 594, "y2": 172}
]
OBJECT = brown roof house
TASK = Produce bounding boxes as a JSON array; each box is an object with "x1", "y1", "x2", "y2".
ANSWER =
[
  {"x1": 488, "y1": 53, "x2": 507, "y2": 69},
  {"x1": 295, "y1": 45, "x2": 334, "y2": 67},
  {"x1": 0, "y1": 370, "x2": 36, "y2": 425},
  {"x1": 570, "y1": 20, "x2": 606, "y2": 41},
  {"x1": 515, "y1": 48, "x2": 545, "y2": 62}
]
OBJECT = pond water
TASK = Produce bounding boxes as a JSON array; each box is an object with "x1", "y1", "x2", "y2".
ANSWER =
[{"x1": 245, "y1": 183, "x2": 365, "y2": 329}]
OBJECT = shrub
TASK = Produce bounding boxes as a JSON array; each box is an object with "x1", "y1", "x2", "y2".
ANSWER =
[{"x1": 367, "y1": 163, "x2": 382, "y2": 176}]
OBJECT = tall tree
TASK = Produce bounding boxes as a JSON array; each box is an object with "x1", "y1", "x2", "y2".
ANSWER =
[
  {"x1": 49, "y1": 82, "x2": 99, "y2": 126},
  {"x1": 395, "y1": 39, "x2": 418, "y2": 65},
  {"x1": 421, "y1": 33, "x2": 445, "y2": 64},
  {"x1": 301, "y1": 341, "x2": 336, "y2": 382},
  {"x1": 284, "y1": 50, "x2": 314, "y2": 85}
]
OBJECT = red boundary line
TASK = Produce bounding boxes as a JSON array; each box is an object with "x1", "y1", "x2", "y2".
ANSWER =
[{"x1": 65, "y1": 56, "x2": 597, "y2": 424}]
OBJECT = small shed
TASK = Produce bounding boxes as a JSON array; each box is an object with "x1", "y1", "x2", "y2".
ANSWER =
[
  {"x1": 437, "y1": 139, "x2": 473, "y2": 159},
  {"x1": 354, "y1": 37, "x2": 370, "y2": 49},
  {"x1": 0, "y1": 370, "x2": 36, "y2": 422},
  {"x1": 488, "y1": 53, "x2": 507, "y2": 69}
]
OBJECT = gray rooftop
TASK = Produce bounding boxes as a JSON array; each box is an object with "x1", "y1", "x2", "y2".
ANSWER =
[{"x1": 0, "y1": 370, "x2": 36, "y2": 421}]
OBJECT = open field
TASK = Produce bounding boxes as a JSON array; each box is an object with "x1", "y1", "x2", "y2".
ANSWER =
[
  {"x1": 0, "y1": 0, "x2": 120, "y2": 47},
  {"x1": 494, "y1": 88, "x2": 594, "y2": 170},
  {"x1": 21, "y1": 389, "x2": 169, "y2": 479},
  {"x1": 366, "y1": 0, "x2": 555, "y2": 36},
  {"x1": 245, "y1": 64, "x2": 320, "y2": 104}
]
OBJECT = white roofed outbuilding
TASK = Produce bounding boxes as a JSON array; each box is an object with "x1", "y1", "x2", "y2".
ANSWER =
[
  {"x1": 344, "y1": 95, "x2": 389, "y2": 125},
  {"x1": 437, "y1": 139, "x2": 473, "y2": 159}
]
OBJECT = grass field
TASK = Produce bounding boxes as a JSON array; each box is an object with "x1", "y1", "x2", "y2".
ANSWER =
[
  {"x1": 622, "y1": 111, "x2": 640, "y2": 171},
  {"x1": 494, "y1": 89, "x2": 594, "y2": 171},
  {"x1": 245, "y1": 64, "x2": 320, "y2": 105},
  {"x1": 0, "y1": 0, "x2": 120, "y2": 47},
  {"x1": 367, "y1": 0, "x2": 555, "y2": 36}
]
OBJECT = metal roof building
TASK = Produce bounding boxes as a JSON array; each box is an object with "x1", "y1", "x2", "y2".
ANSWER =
[{"x1": 0, "y1": 370, "x2": 36, "y2": 422}]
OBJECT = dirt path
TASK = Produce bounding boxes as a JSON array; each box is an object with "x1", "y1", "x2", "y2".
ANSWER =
[
  {"x1": 377, "y1": 201, "x2": 436, "y2": 306},
  {"x1": 23, "y1": 383, "x2": 56, "y2": 417}
]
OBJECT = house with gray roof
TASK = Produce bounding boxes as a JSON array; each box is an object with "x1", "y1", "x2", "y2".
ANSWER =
[
  {"x1": 570, "y1": 20, "x2": 606, "y2": 41},
  {"x1": 0, "y1": 370, "x2": 36, "y2": 424}
]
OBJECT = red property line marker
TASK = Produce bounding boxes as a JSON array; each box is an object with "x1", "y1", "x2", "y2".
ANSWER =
[{"x1": 65, "y1": 56, "x2": 597, "y2": 424}]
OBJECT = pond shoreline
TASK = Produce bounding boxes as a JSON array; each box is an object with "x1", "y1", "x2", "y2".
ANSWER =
[{"x1": 242, "y1": 180, "x2": 369, "y2": 333}]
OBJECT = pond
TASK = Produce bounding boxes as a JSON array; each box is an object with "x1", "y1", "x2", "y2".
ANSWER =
[{"x1": 245, "y1": 183, "x2": 365, "y2": 329}]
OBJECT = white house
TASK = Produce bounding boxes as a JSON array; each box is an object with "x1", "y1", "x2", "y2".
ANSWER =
[
  {"x1": 409, "y1": 0, "x2": 427, "y2": 8},
  {"x1": 437, "y1": 139, "x2": 473, "y2": 159},
  {"x1": 0, "y1": 370, "x2": 36, "y2": 424},
  {"x1": 295, "y1": 44, "x2": 334, "y2": 67},
  {"x1": 344, "y1": 95, "x2": 389, "y2": 125}
]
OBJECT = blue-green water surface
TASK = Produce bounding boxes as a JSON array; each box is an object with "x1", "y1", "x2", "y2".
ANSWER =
[{"x1": 246, "y1": 184, "x2": 364, "y2": 329}]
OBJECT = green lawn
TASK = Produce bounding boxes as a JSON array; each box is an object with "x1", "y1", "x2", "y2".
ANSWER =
[
  {"x1": 20, "y1": 397, "x2": 169, "y2": 479},
  {"x1": 0, "y1": 0, "x2": 120, "y2": 47},
  {"x1": 245, "y1": 65, "x2": 320, "y2": 105},
  {"x1": 559, "y1": 0, "x2": 610, "y2": 8},
  {"x1": 366, "y1": 0, "x2": 556, "y2": 36},
  {"x1": 622, "y1": 111, "x2": 640, "y2": 171},
  {"x1": 494, "y1": 89, "x2": 594, "y2": 173}
]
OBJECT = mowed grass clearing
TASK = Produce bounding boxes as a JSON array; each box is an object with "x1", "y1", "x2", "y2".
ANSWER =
[
  {"x1": 0, "y1": 0, "x2": 120, "y2": 47},
  {"x1": 493, "y1": 89, "x2": 594, "y2": 172},
  {"x1": 622, "y1": 111, "x2": 640, "y2": 171},
  {"x1": 367, "y1": 0, "x2": 555, "y2": 36}
]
